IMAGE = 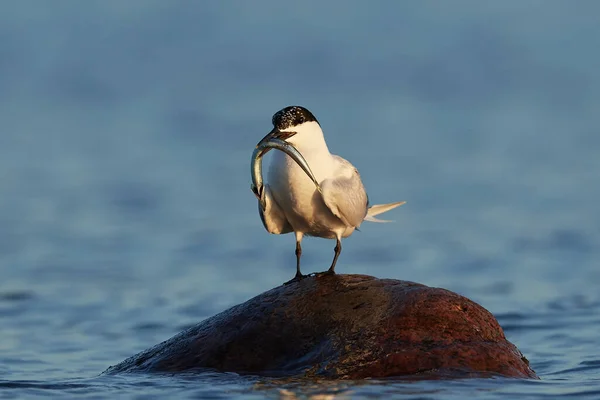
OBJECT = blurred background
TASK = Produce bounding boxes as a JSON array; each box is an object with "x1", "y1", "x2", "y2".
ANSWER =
[{"x1": 0, "y1": 1, "x2": 599, "y2": 398}]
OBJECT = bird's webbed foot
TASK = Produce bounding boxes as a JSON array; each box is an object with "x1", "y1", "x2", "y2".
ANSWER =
[
  {"x1": 284, "y1": 272, "x2": 308, "y2": 285},
  {"x1": 313, "y1": 269, "x2": 336, "y2": 278}
]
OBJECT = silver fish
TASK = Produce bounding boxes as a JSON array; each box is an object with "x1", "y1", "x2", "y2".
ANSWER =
[{"x1": 251, "y1": 137, "x2": 322, "y2": 211}]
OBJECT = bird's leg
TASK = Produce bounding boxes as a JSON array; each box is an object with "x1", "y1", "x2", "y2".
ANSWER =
[
  {"x1": 328, "y1": 238, "x2": 342, "y2": 274},
  {"x1": 284, "y1": 232, "x2": 306, "y2": 285},
  {"x1": 317, "y1": 237, "x2": 341, "y2": 277},
  {"x1": 294, "y1": 239, "x2": 303, "y2": 277}
]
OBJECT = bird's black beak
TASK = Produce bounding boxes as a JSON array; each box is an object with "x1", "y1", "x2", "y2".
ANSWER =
[{"x1": 256, "y1": 128, "x2": 297, "y2": 148}]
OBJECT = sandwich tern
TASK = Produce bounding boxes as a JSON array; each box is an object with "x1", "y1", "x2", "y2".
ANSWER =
[{"x1": 253, "y1": 105, "x2": 405, "y2": 283}]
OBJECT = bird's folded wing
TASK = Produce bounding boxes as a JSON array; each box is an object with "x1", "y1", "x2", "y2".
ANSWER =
[{"x1": 321, "y1": 169, "x2": 368, "y2": 228}]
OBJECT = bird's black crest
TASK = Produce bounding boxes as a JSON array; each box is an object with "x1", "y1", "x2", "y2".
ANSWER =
[{"x1": 272, "y1": 106, "x2": 319, "y2": 130}]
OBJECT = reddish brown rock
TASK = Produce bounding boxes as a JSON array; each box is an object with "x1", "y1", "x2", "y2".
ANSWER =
[{"x1": 104, "y1": 274, "x2": 537, "y2": 379}]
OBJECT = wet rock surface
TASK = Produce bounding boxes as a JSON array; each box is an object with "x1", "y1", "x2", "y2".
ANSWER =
[{"x1": 104, "y1": 274, "x2": 537, "y2": 379}]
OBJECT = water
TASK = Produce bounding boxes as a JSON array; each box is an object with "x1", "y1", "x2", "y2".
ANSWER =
[{"x1": 1, "y1": 1, "x2": 599, "y2": 398}]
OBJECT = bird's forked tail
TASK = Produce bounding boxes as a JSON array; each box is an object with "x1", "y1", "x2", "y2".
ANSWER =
[{"x1": 364, "y1": 201, "x2": 406, "y2": 223}]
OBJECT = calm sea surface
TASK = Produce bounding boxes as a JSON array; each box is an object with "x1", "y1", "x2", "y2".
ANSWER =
[{"x1": 1, "y1": 2, "x2": 599, "y2": 398}]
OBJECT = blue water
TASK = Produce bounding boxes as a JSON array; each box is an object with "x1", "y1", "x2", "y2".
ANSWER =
[{"x1": 1, "y1": 1, "x2": 599, "y2": 398}]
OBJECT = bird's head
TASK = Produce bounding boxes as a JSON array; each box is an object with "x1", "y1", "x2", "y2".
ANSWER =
[{"x1": 258, "y1": 106, "x2": 323, "y2": 149}]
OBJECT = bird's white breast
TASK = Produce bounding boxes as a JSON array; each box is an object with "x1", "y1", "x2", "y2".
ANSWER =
[{"x1": 267, "y1": 145, "x2": 343, "y2": 238}]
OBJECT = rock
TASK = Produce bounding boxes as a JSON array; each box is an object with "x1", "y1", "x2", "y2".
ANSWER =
[{"x1": 104, "y1": 274, "x2": 537, "y2": 379}]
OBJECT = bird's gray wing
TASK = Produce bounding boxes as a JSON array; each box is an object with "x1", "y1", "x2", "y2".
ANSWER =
[
  {"x1": 320, "y1": 156, "x2": 368, "y2": 228},
  {"x1": 258, "y1": 184, "x2": 293, "y2": 234}
]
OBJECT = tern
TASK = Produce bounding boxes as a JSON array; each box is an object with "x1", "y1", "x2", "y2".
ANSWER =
[{"x1": 255, "y1": 105, "x2": 405, "y2": 283}]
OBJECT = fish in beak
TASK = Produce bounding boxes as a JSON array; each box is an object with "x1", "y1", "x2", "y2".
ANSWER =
[{"x1": 256, "y1": 128, "x2": 297, "y2": 148}]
